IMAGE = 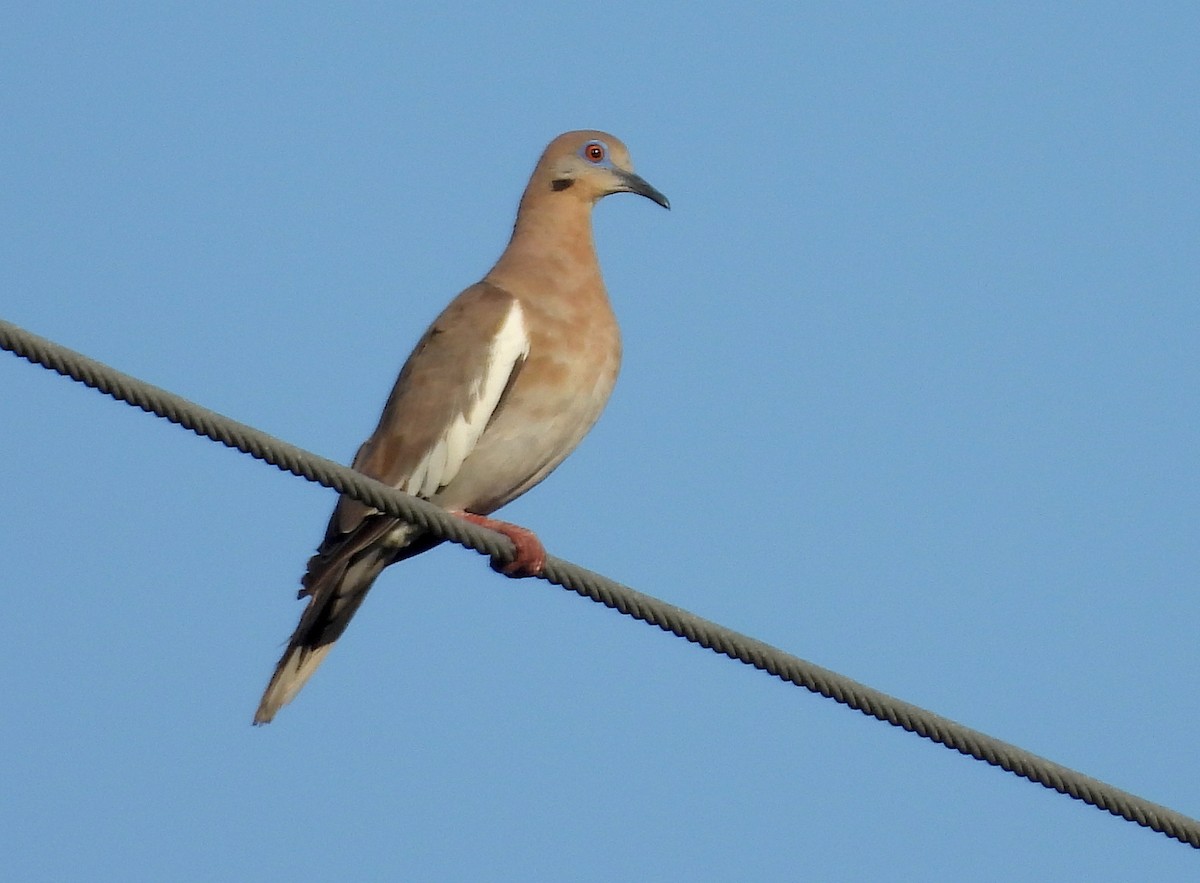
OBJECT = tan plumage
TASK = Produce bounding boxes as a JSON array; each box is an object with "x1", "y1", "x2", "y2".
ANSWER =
[{"x1": 254, "y1": 130, "x2": 668, "y2": 724}]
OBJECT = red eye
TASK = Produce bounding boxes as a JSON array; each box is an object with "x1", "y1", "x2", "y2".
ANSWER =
[{"x1": 585, "y1": 142, "x2": 605, "y2": 163}]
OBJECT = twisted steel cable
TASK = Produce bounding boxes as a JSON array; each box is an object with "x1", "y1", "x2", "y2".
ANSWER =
[{"x1": 3, "y1": 316, "x2": 1197, "y2": 848}]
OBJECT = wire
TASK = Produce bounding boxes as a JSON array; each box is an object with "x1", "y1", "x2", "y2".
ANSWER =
[{"x1": 3, "y1": 315, "x2": 1198, "y2": 849}]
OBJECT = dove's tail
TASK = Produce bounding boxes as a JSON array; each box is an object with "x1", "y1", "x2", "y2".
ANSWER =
[{"x1": 253, "y1": 543, "x2": 391, "y2": 724}]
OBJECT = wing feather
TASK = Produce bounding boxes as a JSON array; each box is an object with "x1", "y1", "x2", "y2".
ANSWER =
[
  {"x1": 403, "y1": 297, "x2": 528, "y2": 496},
  {"x1": 327, "y1": 283, "x2": 529, "y2": 541}
]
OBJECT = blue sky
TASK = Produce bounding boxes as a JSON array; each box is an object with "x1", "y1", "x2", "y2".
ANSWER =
[{"x1": 3, "y1": 3, "x2": 1198, "y2": 880}]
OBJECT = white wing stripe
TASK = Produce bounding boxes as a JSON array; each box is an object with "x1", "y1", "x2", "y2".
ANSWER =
[{"x1": 404, "y1": 300, "x2": 529, "y2": 498}]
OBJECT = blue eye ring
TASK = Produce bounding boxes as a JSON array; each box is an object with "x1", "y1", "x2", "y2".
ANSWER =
[{"x1": 582, "y1": 141, "x2": 607, "y2": 163}]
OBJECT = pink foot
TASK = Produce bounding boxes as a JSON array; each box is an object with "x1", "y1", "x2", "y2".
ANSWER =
[{"x1": 453, "y1": 511, "x2": 547, "y2": 577}]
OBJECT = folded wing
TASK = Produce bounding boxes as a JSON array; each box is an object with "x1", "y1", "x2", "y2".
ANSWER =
[{"x1": 253, "y1": 284, "x2": 529, "y2": 723}]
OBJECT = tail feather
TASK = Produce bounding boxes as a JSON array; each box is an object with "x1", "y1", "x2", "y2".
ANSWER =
[
  {"x1": 254, "y1": 516, "x2": 441, "y2": 724},
  {"x1": 253, "y1": 545, "x2": 390, "y2": 724},
  {"x1": 254, "y1": 643, "x2": 336, "y2": 725}
]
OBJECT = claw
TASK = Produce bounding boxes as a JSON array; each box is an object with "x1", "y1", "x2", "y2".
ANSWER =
[{"x1": 452, "y1": 511, "x2": 547, "y2": 577}]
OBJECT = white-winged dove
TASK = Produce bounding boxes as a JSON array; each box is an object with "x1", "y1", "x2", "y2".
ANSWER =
[{"x1": 254, "y1": 130, "x2": 668, "y2": 723}]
